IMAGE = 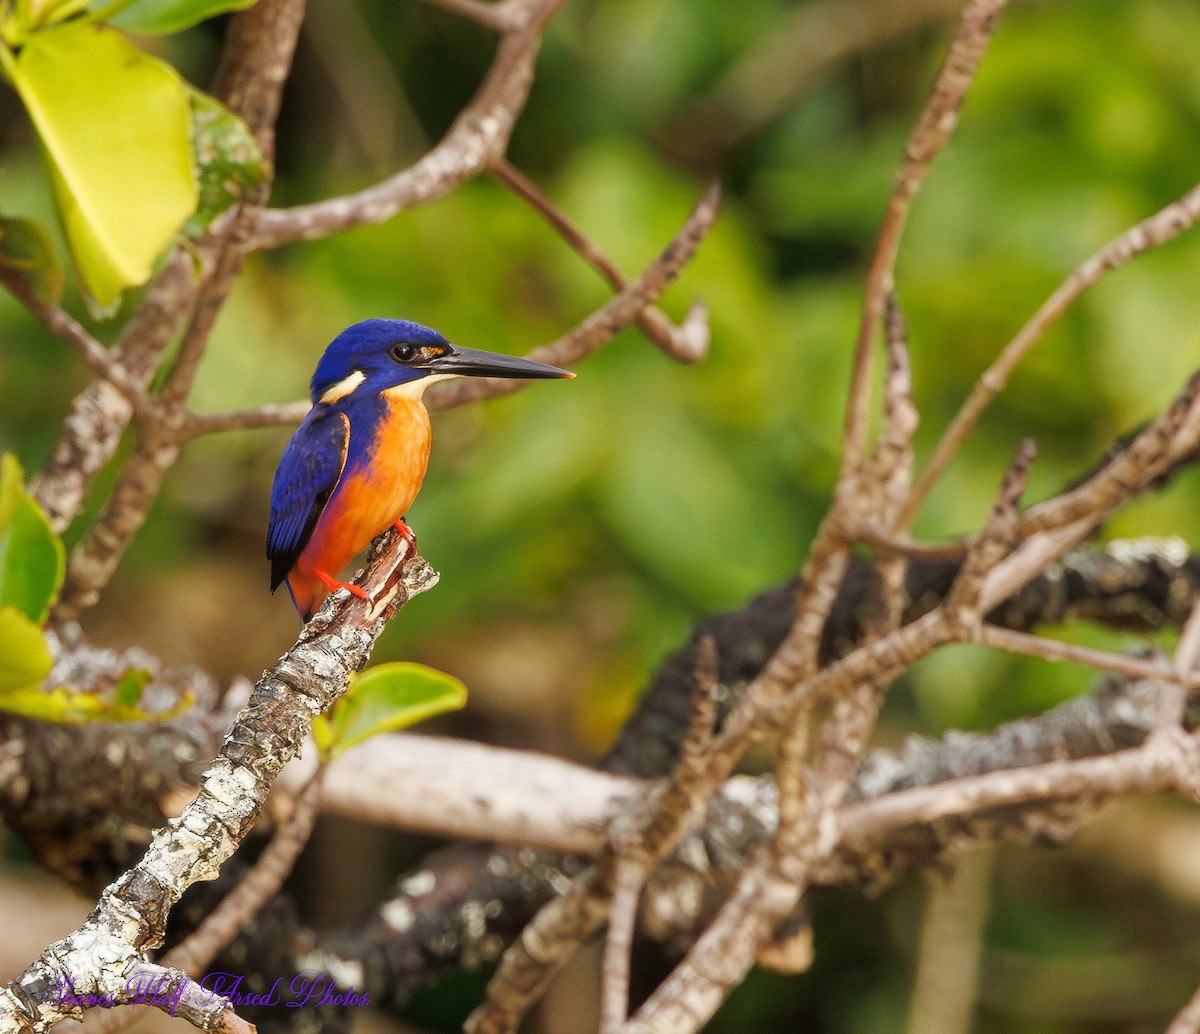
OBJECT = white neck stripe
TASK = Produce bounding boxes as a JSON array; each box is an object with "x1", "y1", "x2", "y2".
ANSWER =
[{"x1": 318, "y1": 369, "x2": 366, "y2": 404}]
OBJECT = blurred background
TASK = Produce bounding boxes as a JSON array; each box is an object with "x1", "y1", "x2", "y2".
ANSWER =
[{"x1": 4, "y1": 0, "x2": 1200, "y2": 1030}]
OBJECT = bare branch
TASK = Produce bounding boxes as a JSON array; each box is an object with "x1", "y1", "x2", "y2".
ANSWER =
[
  {"x1": 427, "y1": 182, "x2": 721, "y2": 410},
  {"x1": 844, "y1": 0, "x2": 1007, "y2": 476},
  {"x1": 490, "y1": 158, "x2": 710, "y2": 363},
  {"x1": 980, "y1": 625, "x2": 1196, "y2": 688},
  {"x1": 906, "y1": 179, "x2": 1200, "y2": 524},
  {"x1": 599, "y1": 857, "x2": 641, "y2": 1034},
  {"x1": 839, "y1": 733, "x2": 1196, "y2": 844},
  {"x1": 249, "y1": 0, "x2": 569, "y2": 250},
  {"x1": 181, "y1": 399, "x2": 311, "y2": 438},
  {"x1": 1021, "y1": 369, "x2": 1200, "y2": 537},
  {"x1": 276, "y1": 733, "x2": 641, "y2": 854}
]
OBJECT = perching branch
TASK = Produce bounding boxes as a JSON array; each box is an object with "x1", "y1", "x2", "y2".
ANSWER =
[{"x1": 0, "y1": 533, "x2": 433, "y2": 1033}]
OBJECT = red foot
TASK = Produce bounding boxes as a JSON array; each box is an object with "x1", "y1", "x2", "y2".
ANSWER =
[
  {"x1": 393, "y1": 516, "x2": 418, "y2": 552},
  {"x1": 315, "y1": 569, "x2": 369, "y2": 601}
]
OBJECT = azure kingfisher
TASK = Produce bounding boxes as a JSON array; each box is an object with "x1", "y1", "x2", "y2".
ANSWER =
[{"x1": 268, "y1": 319, "x2": 572, "y2": 621}]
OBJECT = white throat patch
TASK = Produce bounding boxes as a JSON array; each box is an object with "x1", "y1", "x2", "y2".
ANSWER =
[
  {"x1": 319, "y1": 369, "x2": 366, "y2": 405},
  {"x1": 381, "y1": 373, "x2": 455, "y2": 400}
]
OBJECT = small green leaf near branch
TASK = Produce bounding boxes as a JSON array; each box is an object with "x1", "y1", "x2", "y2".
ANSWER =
[
  {"x1": 314, "y1": 662, "x2": 469, "y2": 761},
  {"x1": 0, "y1": 454, "x2": 63, "y2": 623}
]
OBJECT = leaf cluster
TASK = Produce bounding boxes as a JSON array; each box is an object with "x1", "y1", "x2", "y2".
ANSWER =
[{"x1": 0, "y1": 0, "x2": 264, "y2": 313}]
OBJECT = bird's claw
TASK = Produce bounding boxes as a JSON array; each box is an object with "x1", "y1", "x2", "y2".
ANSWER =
[
  {"x1": 315, "y1": 569, "x2": 369, "y2": 601},
  {"x1": 393, "y1": 517, "x2": 418, "y2": 553}
]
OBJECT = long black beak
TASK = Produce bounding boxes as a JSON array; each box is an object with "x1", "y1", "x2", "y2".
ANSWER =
[{"x1": 427, "y1": 345, "x2": 574, "y2": 380}]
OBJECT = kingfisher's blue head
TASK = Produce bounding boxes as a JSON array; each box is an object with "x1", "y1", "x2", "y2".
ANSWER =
[{"x1": 310, "y1": 319, "x2": 572, "y2": 406}]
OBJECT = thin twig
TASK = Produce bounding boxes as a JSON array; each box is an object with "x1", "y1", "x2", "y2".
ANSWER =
[
  {"x1": 844, "y1": 0, "x2": 1007, "y2": 477},
  {"x1": 186, "y1": 175, "x2": 720, "y2": 436},
  {"x1": 249, "y1": 0, "x2": 569, "y2": 250},
  {"x1": 1175, "y1": 600, "x2": 1200, "y2": 677},
  {"x1": 599, "y1": 857, "x2": 641, "y2": 1034},
  {"x1": 181, "y1": 399, "x2": 312, "y2": 438},
  {"x1": 1021, "y1": 369, "x2": 1200, "y2": 537},
  {"x1": 905, "y1": 179, "x2": 1200, "y2": 526},
  {"x1": 978, "y1": 368, "x2": 1200, "y2": 611},
  {"x1": 490, "y1": 158, "x2": 710, "y2": 363},
  {"x1": 428, "y1": 182, "x2": 721, "y2": 411},
  {"x1": 979, "y1": 625, "x2": 1195, "y2": 687},
  {"x1": 469, "y1": 636, "x2": 726, "y2": 1034},
  {"x1": 24, "y1": 302, "x2": 158, "y2": 422},
  {"x1": 838, "y1": 734, "x2": 1195, "y2": 844},
  {"x1": 1160, "y1": 598, "x2": 1200, "y2": 734}
]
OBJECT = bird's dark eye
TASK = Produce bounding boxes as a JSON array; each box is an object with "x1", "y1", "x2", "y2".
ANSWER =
[{"x1": 390, "y1": 343, "x2": 417, "y2": 363}]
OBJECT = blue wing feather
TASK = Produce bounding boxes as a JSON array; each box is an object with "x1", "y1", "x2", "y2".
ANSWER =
[{"x1": 267, "y1": 407, "x2": 349, "y2": 591}]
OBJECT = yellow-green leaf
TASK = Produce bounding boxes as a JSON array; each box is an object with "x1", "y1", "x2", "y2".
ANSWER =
[
  {"x1": 321, "y1": 662, "x2": 467, "y2": 760},
  {"x1": 11, "y1": 21, "x2": 197, "y2": 312},
  {"x1": 0, "y1": 606, "x2": 52, "y2": 693},
  {"x1": 0, "y1": 682, "x2": 193, "y2": 723},
  {"x1": 0, "y1": 215, "x2": 64, "y2": 306}
]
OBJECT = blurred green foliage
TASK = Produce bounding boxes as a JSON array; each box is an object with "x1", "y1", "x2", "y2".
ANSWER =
[{"x1": 3, "y1": 0, "x2": 1200, "y2": 1029}]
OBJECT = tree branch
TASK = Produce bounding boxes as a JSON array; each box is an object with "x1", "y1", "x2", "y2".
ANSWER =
[
  {"x1": 426, "y1": 181, "x2": 721, "y2": 410},
  {"x1": 249, "y1": 0, "x2": 569, "y2": 250},
  {"x1": 1, "y1": 533, "x2": 433, "y2": 1032}
]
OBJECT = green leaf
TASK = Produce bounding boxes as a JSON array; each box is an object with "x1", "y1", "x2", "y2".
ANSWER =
[
  {"x1": 102, "y1": 0, "x2": 258, "y2": 35},
  {"x1": 0, "y1": 606, "x2": 52, "y2": 693},
  {"x1": 321, "y1": 662, "x2": 468, "y2": 760},
  {"x1": 0, "y1": 215, "x2": 64, "y2": 306},
  {"x1": 113, "y1": 667, "x2": 151, "y2": 707},
  {"x1": 186, "y1": 89, "x2": 268, "y2": 236},
  {"x1": 11, "y1": 21, "x2": 197, "y2": 312},
  {"x1": 0, "y1": 455, "x2": 64, "y2": 623},
  {"x1": 0, "y1": 494, "x2": 64, "y2": 622}
]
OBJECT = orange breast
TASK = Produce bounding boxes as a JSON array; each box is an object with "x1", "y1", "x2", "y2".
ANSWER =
[{"x1": 297, "y1": 396, "x2": 432, "y2": 581}]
